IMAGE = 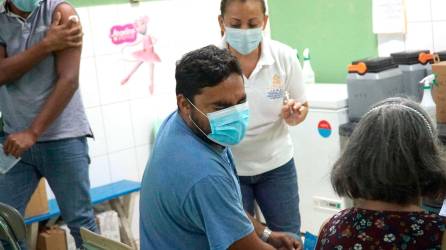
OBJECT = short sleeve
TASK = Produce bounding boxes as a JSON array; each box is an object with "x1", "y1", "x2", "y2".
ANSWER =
[
  {"x1": 48, "y1": 0, "x2": 67, "y2": 13},
  {"x1": 284, "y1": 48, "x2": 307, "y2": 103},
  {"x1": 47, "y1": 0, "x2": 71, "y2": 25},
  {"x1": 183, "y1": 176, "x2": 254, "y2": 250}
]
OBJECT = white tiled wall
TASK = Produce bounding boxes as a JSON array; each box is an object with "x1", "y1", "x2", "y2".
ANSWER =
[
  {"x1": 85, "y1": 107, "x2": 108, "y2": 157},
  {"x1": 72, "y1": 0, "x2": 221, "y2": 192},
  {"x1": 378, "y1": 0, "x2": 446, "y2": 56},
  {"x1": 89, "y1": 156, "x2": 112, "y2": 188},
  {"x1": 79, "y1": 58, "x2": 100, "y2": 108}
]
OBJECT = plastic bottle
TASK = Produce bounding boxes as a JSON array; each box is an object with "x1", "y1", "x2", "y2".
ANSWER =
[
  {"x1": 302, "y1": 48, "x2": 316, "y2": 84},
  {"x1": 420, "y1": 81, "x2": 436, "y2": 125}
]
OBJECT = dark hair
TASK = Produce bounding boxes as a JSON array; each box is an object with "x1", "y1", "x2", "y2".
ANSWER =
[
  {"x1": 175, "y1": 45, "x2": 242, "y2": 102},
  {"x1": 331, "y1": 97, "x2": 446, "y2": 205},
  {"x1": 220, "y1": 0, "x2": 266, "y2": 16}
]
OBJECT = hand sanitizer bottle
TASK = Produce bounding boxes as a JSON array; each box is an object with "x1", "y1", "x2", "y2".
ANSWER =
[
  {"x1": 302, "y1": 48, "x2": 316, "y2": 84},
  {"x1": 420, "y1": 75, "x2": 437, "y2": 125}
]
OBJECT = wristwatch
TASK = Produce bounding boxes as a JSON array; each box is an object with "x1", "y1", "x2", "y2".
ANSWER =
[{"x1": 260, "y1": 227, "x2": 272, "y2": 242}]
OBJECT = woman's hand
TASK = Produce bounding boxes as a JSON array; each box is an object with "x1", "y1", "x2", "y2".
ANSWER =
[{"x1": 281, "y1": 100, "x2": 308, "y2": 126}]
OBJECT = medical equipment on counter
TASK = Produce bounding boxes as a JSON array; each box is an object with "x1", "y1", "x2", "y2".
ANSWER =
[
  {"x1": 347, "y1": 57, "x2": 403, "y2": 121},
  {"x1": 391, "y1": 50, "x2": 433, "y2": 102}
]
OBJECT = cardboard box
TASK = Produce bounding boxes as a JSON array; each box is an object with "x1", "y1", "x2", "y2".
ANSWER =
[
  {"x1": 25, "y1": 178, "x2": 49, "y2": 218},
  {"x1": 432, "y1": 61, "x2": 446, "y2": 123},
  {"x1": 36, "y1": 227, "x2": 67, "y2": 250}
]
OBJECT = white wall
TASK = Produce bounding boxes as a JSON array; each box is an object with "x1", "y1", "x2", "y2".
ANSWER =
[
  {"x1": 80, "y1": 0, "x2": 222, "y2": 189},
  {"x1": 378, "y1": 0, "x2": 446, "y2": 56}
]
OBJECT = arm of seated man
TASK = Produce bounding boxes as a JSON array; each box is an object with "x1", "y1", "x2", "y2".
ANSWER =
[
  {"x1": 245, "y1": 213, "x2": 302, "y2": 250},
  {"x1": 183, "y1": 175, "x2": 275, "y2": 250}
]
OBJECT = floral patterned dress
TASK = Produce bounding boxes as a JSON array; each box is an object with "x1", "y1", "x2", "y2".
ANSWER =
[{"x1": 316, "y1": 208, "x2": 446, "y2": 250}]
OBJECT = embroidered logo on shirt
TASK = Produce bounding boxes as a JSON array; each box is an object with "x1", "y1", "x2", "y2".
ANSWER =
[
  {"x1": 266, "y1": 74, "x2": 284, "y2": 100},
  {"x1": 272, "y1": 74, "x2": 282, "y2": 88},
  {"x1": 266, "y1": 88, "x2": 284, "y2": 100}
]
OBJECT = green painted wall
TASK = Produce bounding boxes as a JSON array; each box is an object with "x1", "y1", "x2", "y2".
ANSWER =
[{"x1": 268, "y1": 0, "x2": 378, "y2": 83}]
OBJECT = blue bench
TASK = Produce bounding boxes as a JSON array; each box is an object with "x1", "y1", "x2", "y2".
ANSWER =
[
  {"x1": 24, "y1": 180, "x2": 141, "y2": 249},
  {"x1": 24, "y1": 180, "x2": 141, "y2": 224}
]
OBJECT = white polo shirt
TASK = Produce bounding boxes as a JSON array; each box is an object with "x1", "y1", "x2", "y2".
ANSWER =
[{"x1": 220, "y1": 38, "x2": 307, "y2": 176}]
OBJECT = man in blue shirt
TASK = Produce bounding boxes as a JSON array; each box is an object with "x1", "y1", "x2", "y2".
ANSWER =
[{"x1": 140, "y1": 45, "x2": 302, "y2": 250}]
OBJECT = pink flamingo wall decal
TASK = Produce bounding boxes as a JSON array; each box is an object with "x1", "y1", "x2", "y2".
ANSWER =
[{"x1": 112, "y1": 16, "x2": 161, "y2": 95}]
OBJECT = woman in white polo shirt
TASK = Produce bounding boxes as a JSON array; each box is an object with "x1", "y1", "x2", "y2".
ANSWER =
[{"x1": 217, "y1": 0, "x2": 309, "y2": 237}]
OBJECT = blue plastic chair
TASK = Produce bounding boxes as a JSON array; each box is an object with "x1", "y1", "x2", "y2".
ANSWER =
[{"x1": 303, "y1": 232, "x2": 318, "y2": 250}]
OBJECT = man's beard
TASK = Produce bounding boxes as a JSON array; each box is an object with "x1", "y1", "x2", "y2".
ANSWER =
[{"x1": 189, "y1": 110, "x2": 217, "y2": 146}]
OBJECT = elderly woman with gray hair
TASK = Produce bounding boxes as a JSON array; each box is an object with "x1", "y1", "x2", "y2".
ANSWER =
[{"x1": 317, "y1": 97, "x2": 446, "y2": 249}]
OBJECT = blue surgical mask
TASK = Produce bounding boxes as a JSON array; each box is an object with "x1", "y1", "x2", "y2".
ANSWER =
[
  {"x1": 10, "y1": 0, "x2": 41, "y2": 13},
  {"x1": 187, "y1": 99, "x2": 249, "y2": 146},
  {"x1": 224, "y1": 27, "x2": 263, "y2": 55}
]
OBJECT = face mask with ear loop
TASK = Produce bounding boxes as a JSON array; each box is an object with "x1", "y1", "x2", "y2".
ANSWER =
[
  {"x1": 186, "y1": 98, "x2": 249, "y2": 146},
  {"x1": 10, "y1": 0, "x2": 41, "y2": 12},
  {"x1": 224, "y1": 26, "x2": 263, "y2": 55}
]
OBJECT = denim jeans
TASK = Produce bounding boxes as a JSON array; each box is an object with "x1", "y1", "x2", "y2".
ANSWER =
[
  {"x1": 0, "y1": 136, "x2": 97, "y2": 249},
  {"x1": 239, "y1": 158, "x2": 301, "y2": 236}
]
